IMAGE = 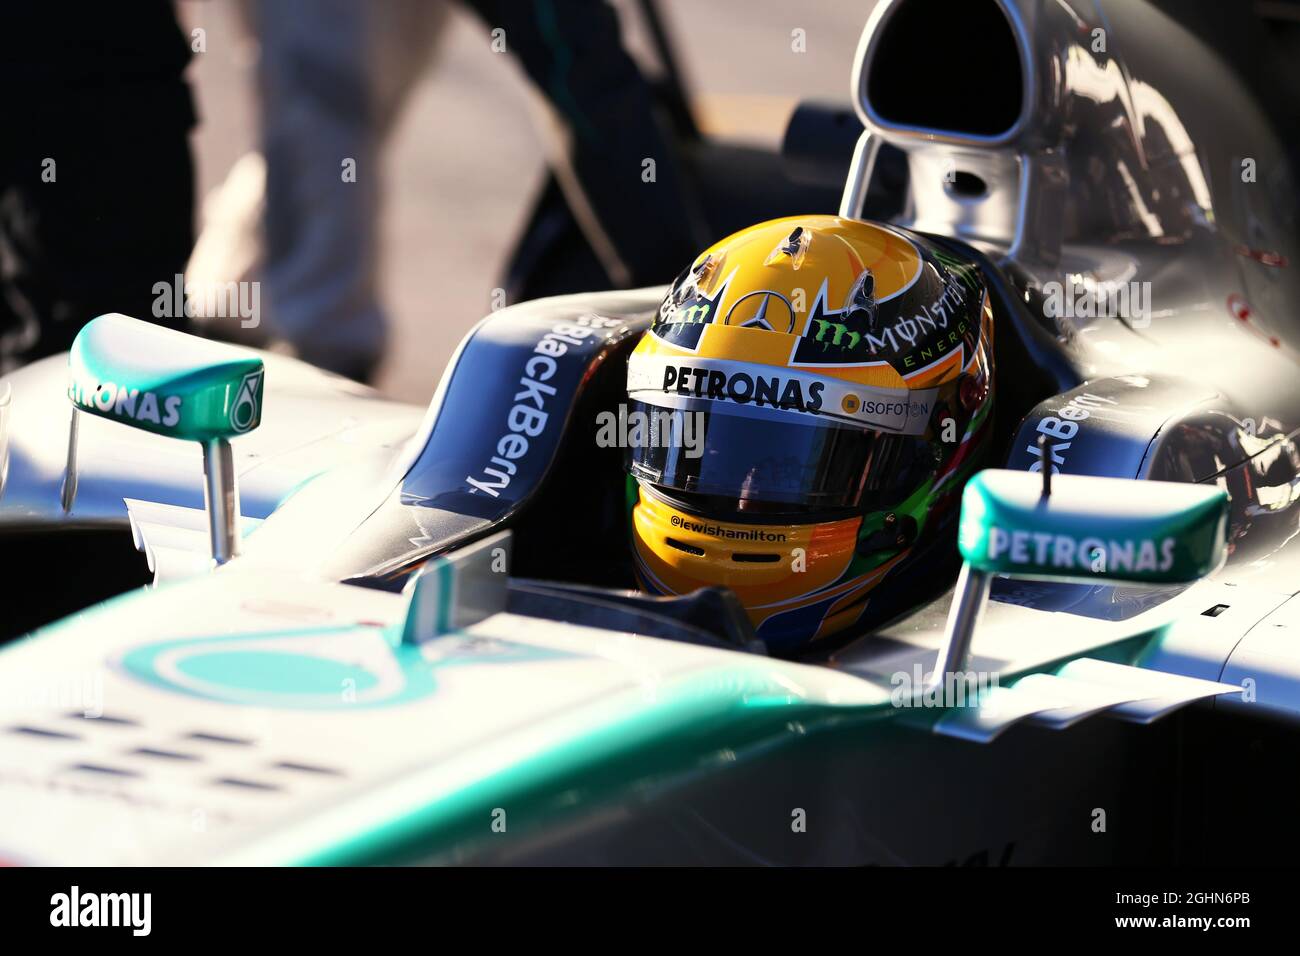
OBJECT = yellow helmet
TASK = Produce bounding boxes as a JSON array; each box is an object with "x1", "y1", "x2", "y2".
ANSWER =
[{"x1": 625, "y1": 215, "x2": 994, "y2": 654}]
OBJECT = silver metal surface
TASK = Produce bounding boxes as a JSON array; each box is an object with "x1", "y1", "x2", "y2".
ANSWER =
[
  {"x1": 838, "y1": 128, "x2": 881, "y2": 219},
  {"x1": 849, "y1": 0, "x2": 1300, "y2": 433},
  {"x1": 930, "y1": 561, "x2": 992, "y2": 689},
  {"x1": 202, "y1": 437, "x2": 239, "y2": 565},
  {"x1": 59, "y1": 407, "x2": 78, "y2": 514}
]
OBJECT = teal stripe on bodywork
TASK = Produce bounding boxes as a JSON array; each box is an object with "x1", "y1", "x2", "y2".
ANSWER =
[
  {"x1": 264, "y1": 665, "x2": 885, "y2": 865},
  {"x1": 251, "y1": 630, "x2": 1159, "y2": 866}
]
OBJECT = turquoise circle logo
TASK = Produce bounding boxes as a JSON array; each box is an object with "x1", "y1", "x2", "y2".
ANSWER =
[{"x1": 120, "y1": 627, "x2": 437, "y2": 709}]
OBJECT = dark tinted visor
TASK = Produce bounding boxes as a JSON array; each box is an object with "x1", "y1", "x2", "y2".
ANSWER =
[{"x1": 626, "y1": 399, "x2": 934, "y2": 516}]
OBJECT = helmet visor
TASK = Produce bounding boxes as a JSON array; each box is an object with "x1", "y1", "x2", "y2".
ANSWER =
[{"x1": 626, "y1": 398, "x2": 934, "y2": 515}]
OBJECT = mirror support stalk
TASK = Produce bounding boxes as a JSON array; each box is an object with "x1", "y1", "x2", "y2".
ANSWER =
[
  {"x1": 202, "y1": 437, "x2": 239, "y2": 565},
  {"x1": 929, "y1": 561, "x2": 991, "y2": 691},
  {"x1": 60, "y1": 407, "x2": 79, "y2": 514},
  {"x1": 839, "y1": 129, "x2": 881, "y2": 219}
]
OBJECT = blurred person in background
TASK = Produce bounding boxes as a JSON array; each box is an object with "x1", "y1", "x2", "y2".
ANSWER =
[
  {"x1": 188, "y1": 0, "x2": 700, "y2": 383},
  {"x1": 187, "y1": 0, "x2": 450, "y2": 383},
  {"x1": 0, "y1": 3, "x2": 196, "y2": 373}
]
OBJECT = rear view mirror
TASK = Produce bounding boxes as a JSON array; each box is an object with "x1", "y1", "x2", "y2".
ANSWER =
[
  {"x1": 932, "y1": 468, "x2": 1228, "y2": 690},
  {"x1": 68, "y1": 313, "x2": 264, "y2": 442},
  {"x1": 63, "y1": 313, "x2": 265, "y2": 565},
  {"x1": 958, "y1": 469, "x2": 1227, "y2": 584}
]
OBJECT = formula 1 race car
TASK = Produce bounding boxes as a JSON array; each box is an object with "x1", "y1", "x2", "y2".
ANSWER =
[{"x1": 2, "y1": 0, "x2": 1300, "y2": 866}]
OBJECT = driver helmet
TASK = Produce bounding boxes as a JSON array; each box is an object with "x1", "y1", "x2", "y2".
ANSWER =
[{"x1": 624, "y1": 215, "x2": 994, "y2": 654}]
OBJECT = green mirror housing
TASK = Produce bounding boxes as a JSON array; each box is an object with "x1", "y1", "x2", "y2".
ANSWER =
[
  {"x1": 925, "y1": 468, "x2": 1229, "y2": 698},
  {"x1": 68, "y1": 313, "x2": 264, "y2": 442},
  {"x1": 64, "y1": 313, "x2": 266, "y2": 566},
  {"x1": 958, "y1": 469, "x2": 1228, "y2": 585}
]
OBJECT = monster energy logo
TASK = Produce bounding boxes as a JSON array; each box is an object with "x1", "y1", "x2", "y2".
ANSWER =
[
  {"x1": 795, "y1": 261, "x2": 982, "y2": 370},
  {"x1": 657, "y1": 269, "x2": 734, "y2": 329},
  {"x1": 675, "y1": 303, "x2": 712, "y2": 324},
  {"x1": 657, "y1": 295, "x2": 716, "y2": 330},
  {"x1": 811, "y1": 320, "x2": 861, "y2": 350},
  {"x1": 809, "y1": 319, "x2": 911, "y2": 354},
  {"x1": 932, "y1": 249, "x2": 983, "y2": 294},
  {"x1": 800, "y1": 272, "x2": 953, "y2": 358}
]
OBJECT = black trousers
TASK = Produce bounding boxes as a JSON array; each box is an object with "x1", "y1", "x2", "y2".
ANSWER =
[{"x1": 460, "y1": 0, "x2": 701, "y2": 288}]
